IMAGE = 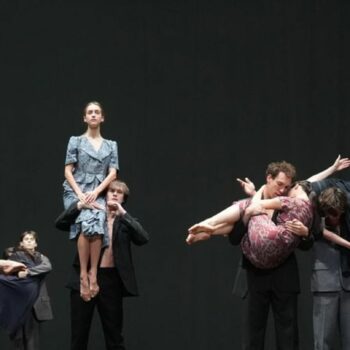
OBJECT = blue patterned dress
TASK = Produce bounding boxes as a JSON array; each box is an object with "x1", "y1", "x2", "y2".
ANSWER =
[{"x1": 63, "y1": 136, "x2": 119, "y2": 243}]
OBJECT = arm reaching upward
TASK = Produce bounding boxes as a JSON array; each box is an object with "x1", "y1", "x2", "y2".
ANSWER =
[{"x1": 307, "y1": 155, "x2": 350, "y2": 182}]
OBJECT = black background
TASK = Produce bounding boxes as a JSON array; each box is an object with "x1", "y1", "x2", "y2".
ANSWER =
[{"x1": 1, "y1": 0, "x2": 350, "y2": 349}]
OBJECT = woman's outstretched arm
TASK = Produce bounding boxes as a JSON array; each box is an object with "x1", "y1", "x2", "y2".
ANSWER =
[{"x1": 307, "y1": 155, "x2": 350, "y2": 182}]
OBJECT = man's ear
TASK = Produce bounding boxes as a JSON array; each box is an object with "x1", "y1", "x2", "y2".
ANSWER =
[{"x1": 266, "y1": 174, "x2": 272, "y2": 183}]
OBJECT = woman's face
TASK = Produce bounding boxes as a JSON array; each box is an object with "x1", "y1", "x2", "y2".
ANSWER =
[{"x1": 83, "y1": 103, "x2": 104, "y2": 128}]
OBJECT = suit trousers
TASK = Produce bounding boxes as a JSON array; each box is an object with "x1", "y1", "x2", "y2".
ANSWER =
[
  {"x1": 313, "y1": 290, "x2": 350, "y2": 350},
  {"x1": 10, "y1": 311, "x2": 40, "y2": 350},
  {"x1": 242, "y1": 289, "x2": 298, "y2": 350},
  {"x1": 70, "y1": 268, "x2": 125, "y2": 350}
]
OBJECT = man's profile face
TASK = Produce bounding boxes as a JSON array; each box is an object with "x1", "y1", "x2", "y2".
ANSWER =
[
  {"x1": 265, "y1": 172, "x2": 292, "y2": 198},
  {"x1": 106, "y1": 185, "x2": 125, "y2": 204}
]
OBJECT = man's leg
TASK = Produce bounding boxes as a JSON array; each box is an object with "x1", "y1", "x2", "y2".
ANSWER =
[
  {"x1": 271, "y1": 291, "x2": 298, "y2": 350},
  {"x1": 97, "y1": 268, "x2": 125, "y2": 350},
  {"x1": 10, "y1": 326, "x2": 25, "y2": 350},
  {"x1": 70, "y1": 289, "x2": 96, "y2": 350},
  {"x1": 23, "y1": 312, "x2": 40, "y2": 350},
  {"x1": 339, "y1": 290, "x2": 350, "y2": 349},
  {"x1": 313, "y1": 292, "x2": 338, "y2": 350},
  {"x1": 9, "y1": 312, "x2": 39, "y2": 350},
  {"x1": 242, "y1": 289, "x2": 270, "y2": 350}
]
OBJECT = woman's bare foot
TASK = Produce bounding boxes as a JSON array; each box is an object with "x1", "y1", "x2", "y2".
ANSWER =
[
  {"x1": 88, "y1": 271, "x2": 100, "y2": 298},
  {"x1": 189, "y1": 222, "x2": 215, "y2": 234},
  {"x1": 80, "y1": 275, "x2": 91, "y2": 302},
  {"x1": 186, "y1": 232, "x2": 211, "y2": 245}
]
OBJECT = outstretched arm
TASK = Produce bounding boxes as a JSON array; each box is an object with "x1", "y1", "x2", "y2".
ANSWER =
[
  {"x1": 0, "y1": 260, "x2": 26, "y2": 274},
  {"x1": 307, "y1": 155, "x2": 350, "y2": 182},
  {"x1": 323, "y1": 228, "x2": 350, "y2": 249}
]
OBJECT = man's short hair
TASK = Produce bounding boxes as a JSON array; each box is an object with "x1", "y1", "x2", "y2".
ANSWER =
[
  {"x1": 318, "y1": 187, "x2": 348, "y2": 216},
  {"x1": 266, "y1": 161, "x2": 296, "y2": 181},
  {"x1": 19, "y1": 230, "x2": 38, "y2": 244}
]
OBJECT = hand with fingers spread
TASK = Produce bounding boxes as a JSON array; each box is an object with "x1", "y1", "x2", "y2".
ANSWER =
[
  {"x1": 237, "y1": 177, "x2": 256, "y2": 196},
  {"x1": 85, "y1": 190, "x2": 99, "y2": 203},
  {"x1": 332, "y1": 154, "x2": 350, "y2": 172}
]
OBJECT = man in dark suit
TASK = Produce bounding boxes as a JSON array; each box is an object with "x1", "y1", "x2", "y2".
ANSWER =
[
  {"x1": 55, "y1": 180, "x2": 149, "y2": 350},
  {"x1": 231, "y1": 157, "x2": 350, "y2": 350},
  {"x1": 229, "y1": 161, "x2": 312, "y2": 350}
]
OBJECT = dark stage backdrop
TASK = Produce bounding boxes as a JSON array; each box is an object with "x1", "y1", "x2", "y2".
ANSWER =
[{"x1": 1, "y1": 0, "x2": 350, "y2": 349}]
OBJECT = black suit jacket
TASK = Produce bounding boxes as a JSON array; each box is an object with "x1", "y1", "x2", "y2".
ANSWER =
[{"x1": 55, "y1": 202, "x2": 149, "y2": 296}]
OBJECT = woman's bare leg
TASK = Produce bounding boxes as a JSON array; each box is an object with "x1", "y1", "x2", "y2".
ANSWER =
[
  {"x1": 186, "y1": 223, "x2": 235, "y2": 245},
  {"x1": 88, "y1": 236, "x2": 102, "y2": 298},
  {"x1": 77, "y1": 234, "x2": 91, "y2": 302},
  {"x1": 189, "y1": 203, "x2": 241, "y2": 235}
]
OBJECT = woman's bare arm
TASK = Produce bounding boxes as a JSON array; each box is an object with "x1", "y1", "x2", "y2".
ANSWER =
[{"x1": 307, "y1": 155, "x2": 350, "y2": 182}]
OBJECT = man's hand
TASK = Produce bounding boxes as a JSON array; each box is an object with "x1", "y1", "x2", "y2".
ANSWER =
[
  {"x1": 237, "y1": 177, "x2": 256, "y2": 197},
  {"x1": 285, "y1": 219, "x2": 309, "y2": 237},
  {"x1": 0, "y1": 260, "x2": 26, "y2": 275},
  {"x1": 18, "y1": 269, "x2": 29, "y2": 278},
  {"x1": 107, "y1": 200, "x2": 127, "y2": 215}
]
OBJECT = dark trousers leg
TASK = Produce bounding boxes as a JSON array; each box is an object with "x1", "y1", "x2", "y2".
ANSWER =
[
  {"x1": 97, "y1": 268, "x2": 125, "y2": 350},
  {"x1": 242, "y1": 290, "x2": 270, "y2": 350},
  {"x1": 313, "y1": 292, "x2": 338, "y2": 350},
  {"x1": 10, "y1": 311, "x2": 40, "y2": 350},
  {"x1": 271, "y1": 291, "x2": 298, "y2": 350},
  {"x1": 70, "y1": 290, "x2": 96, "y2": 350}
]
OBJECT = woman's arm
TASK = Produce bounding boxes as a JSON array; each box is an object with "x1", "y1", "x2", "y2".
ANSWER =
[
  {"x1": 64, "y1": 164, "x2": 85, "y2": 202},
  {"x1": 252, "y1": 197, "x2": 282, "y2": 211},
  {"x1": 307, "y1": 155, "x2": 350, "y2": 182},
  {"x1": 323, "y1": 228, "x2": 350, "y2": 249}
]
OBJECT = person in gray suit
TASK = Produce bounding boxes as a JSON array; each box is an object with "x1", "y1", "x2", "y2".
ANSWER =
[
  {"x1": 3, "y1": 231, "x2": 53, "y2": 350},
  {"x1": 310, "y1": 184, "x2": 350, "y2": 350}
]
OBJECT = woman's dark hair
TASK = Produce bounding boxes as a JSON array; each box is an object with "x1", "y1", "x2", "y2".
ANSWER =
[{"x1": 292, "y1": 180, "x2": 313, "y2": 196}]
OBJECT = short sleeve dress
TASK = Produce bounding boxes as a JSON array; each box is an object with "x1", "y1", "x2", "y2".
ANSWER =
[
  {"x1": 63, "y1": 136, "x2": 119, "y2": 242},
  {"x1": 239, "y1": 197, "x2": 313, "y2": 269}
]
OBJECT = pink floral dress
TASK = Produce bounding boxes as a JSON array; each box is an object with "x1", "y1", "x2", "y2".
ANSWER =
[{"x1": 239, "y1": 197, "x2": 313, "y2": 269}]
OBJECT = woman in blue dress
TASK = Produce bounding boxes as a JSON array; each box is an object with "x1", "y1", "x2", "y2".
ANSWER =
[{"x1": 63, "y1": 101, "x2": 118, "y2": 301}]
